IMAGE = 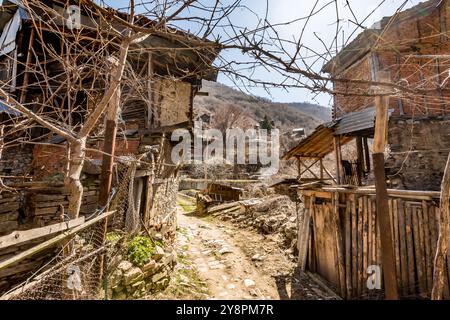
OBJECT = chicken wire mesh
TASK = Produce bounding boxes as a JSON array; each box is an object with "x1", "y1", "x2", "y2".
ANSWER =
[{"x1": 2, "y1": 156, "x2": 141, "y2": 300}]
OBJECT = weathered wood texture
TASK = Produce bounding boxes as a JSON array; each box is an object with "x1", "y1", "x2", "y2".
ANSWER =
[{"x1": 298, "y1": 188, "x2": 449, "y2": 299}]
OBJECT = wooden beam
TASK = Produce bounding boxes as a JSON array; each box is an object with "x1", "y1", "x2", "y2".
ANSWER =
[
  {"x1": 299, "y1": 158, "x2": 320, "y2": 179},
  {"x1": 372, "y1": 71, "x2": 399, "y2": 300},
  {"x1": 0, "y1": 211, "x2": 114, "y2": 271},
  {"x1": 0, "y1": 217, "x2": 85, "y2": 250},
  {"x1": 323, "y1": 166, "x2": 337, "y2": 183}
]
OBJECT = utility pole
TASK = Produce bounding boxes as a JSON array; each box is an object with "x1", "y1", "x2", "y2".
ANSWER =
[{"x1": 372, "y1": 71, "x2": 399, "y2": 300}]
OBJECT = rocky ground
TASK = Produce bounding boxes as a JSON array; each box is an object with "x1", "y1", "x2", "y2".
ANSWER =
[{"x1": 153, "y1": 198, "x2": 338, "y2": 300}]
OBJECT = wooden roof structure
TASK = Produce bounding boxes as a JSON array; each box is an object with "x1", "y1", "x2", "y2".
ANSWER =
[
  {"x1": 283, "y1": 123, "x2": 353, "y2": 160},
  {"x1": 0, "y1": 0, "x2": 220, "y2": 81}
]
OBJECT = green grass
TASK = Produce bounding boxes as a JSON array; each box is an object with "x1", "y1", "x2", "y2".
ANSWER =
[{"x1": 177, "y1": 195, "x2": 197, "y2": 213}]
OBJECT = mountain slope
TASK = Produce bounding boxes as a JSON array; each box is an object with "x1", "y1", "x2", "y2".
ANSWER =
[{"x1": 194, "y1": 81, "x2": 330, "y2": 135}]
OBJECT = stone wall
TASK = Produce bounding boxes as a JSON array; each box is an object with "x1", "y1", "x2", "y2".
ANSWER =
[
  {"x1": 0, "y1": 145, "x2": 33, "y2": 178},
  {"x1": 148, "y1": 175, "x2": 179, "y2": 246},
  {"x1": 0, "y1": 178, "x2": 100, "y2": 294},
  {"x1": 386, "y1": 117, "x2": 450, "y2": 191}
]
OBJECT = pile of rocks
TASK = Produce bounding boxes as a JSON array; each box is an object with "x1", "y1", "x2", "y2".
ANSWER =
[
  {"x1": 107, "y1": 246, "x2": 177, "y2": 300},
  {"x1": 211, "y1": 195, "x2": 300, "y2": 252}
]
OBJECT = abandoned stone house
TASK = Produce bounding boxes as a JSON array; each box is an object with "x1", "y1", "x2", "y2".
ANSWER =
[
  {"x1": 0, "y1": 0, "x2": 218, "y2": 294},
  {"x1": 285, "y1": 0, "x2": 450, "y2": 191},
  {"x1": 284, "y1": 0, "x2": 450, "y2": 300}
]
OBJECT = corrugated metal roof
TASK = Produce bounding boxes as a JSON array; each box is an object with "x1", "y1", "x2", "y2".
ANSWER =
[
  {"x1": 334, "y1": 106, "x2": 376, "y2": 135},
  {"x1": 283, "y1": 106, "x2": 386, "y2": 160}
]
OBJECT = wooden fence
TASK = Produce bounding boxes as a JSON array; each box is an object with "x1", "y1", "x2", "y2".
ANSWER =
[{"x1": 297, "y1": 187, "x2": 450, "y2": 299}]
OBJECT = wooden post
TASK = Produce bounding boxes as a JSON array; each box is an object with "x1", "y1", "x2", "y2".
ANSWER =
[
  {"x1": 19, "y1": 29, "x2": 35, "y2": 103},
  {"x1": 146, "y1": 53, "x2": 153, "y2": 129},
  {"x1": 372, "y1": 71, "x2": 399, "y2": 300},
  {"x1": 297, "y1": 157, "x2": 302, "y2": 180},
  {"x1": 98, "y1": 61, "x2": 121, "y2": 207},
  {"x1": 356, "y1": 137, "x2": 364, "y2": 186},
  {"x1": 363, "y1": 137, "x2": 371, "y2": 173},
  {"x1": 97, "y1": 58, "x2": 121, "y2": 291},
  {"x1": 98, "y1": 73, "x2": 121, "y2": 196},
  {"x1": 334, "y1": 136, "x2": 342, "y2": 185},
  {"x1": 320, "y1": 159, "x2": 324, "y2": 181}
]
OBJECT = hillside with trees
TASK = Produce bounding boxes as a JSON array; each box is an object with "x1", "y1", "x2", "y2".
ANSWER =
[{"x1": 194, "y1": 81, "x2": 331, "y2": 136}]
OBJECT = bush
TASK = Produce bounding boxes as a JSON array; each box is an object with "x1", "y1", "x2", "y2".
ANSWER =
[{"x1": 127, "y1": 236, "x2": 155, "y2": 267}]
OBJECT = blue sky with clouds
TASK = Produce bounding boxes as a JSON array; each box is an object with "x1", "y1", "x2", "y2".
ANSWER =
[{"x1": 96, "y1": 0, "x2": 422, "y2": 107}]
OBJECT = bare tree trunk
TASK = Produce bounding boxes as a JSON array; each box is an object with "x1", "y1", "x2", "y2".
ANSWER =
[
  {"x1": 432, "y1": 152, "x2": 450, "y2": 300},
  {"x1": 66, "y1": 138, "x2": 86, "y2": 219}
]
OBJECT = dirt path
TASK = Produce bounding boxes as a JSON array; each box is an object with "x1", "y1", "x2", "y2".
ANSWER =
[{"x1": 175, "y1": 206, "x2": 337, "y2": 300}]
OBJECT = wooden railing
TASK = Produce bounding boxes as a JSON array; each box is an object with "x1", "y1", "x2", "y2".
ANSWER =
[{"x1": 297, "y1": 186, "x2": 450, "y2": 299}]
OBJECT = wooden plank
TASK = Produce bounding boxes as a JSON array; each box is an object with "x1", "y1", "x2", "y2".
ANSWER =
[
  {"x1": 320, "y1": 187, "x2": 440, "y2": 199},
  {"x1": 422, "y1": 201, "x2": 432, "y2": 294},
  {"x1": 417, "y1": 204, "x2": 428, "y2": 293},
  {"x1": 392, "y1": 199, "x2": 401, "y2": 293},
  {"x1": 345, "y1": 196, "x2": 352, "y2": 298},
  {"x1": 412, "y1": 206, "x2": 425, "y2": 294},
  {"x1": 0, "y1": 217, "x2": 85, "y2": 250},
  {"x1": 362, "y1": 196, "x2": 369, "y2": 295},
  {"x1": 430, "y1": 205, "x2": 438, "y2": 257},
  {"x1": 405, "y1": 204, "x2": 416, "y2": 295},
  {"x1": 398, "y1": 199, "x2": 409, "y2": 296},
  {"x1": 351, "y1": 194, "x2": 358, "y2": 295},
  {"x1": 332, "y1": 193, "x2": 346, "y2": 298},
  {"x1": 311, "y1": 198, "x2": 320, "y2": 274},
  {"x1": 298, "y1": 197, "x2": 312, "y2": 271},
  {"x1": 357, "y1": 196, "x2": 363, "y2": 296},
  {"x1": 0, "y1": 211, "x2": 114, "y2": 271},
  {"x1": 367, "y1": 197, "x2": 373, "y2": 267},
  {"x1": 308, "y1": 220, "x2": 315, "y2": 272},
  {"x1": 370, "y1": 198, "x2": 377, "y2": 266}
]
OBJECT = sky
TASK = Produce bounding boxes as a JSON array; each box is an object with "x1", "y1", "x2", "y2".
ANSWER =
[{"x1": 96, "y1": 0, "x2": 423, "y2": 107}]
